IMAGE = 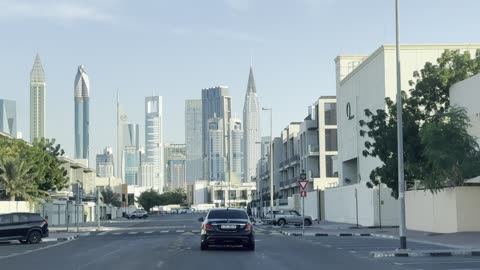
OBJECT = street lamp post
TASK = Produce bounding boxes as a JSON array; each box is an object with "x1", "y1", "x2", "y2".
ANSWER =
[
  {"x1": 262, "y1": 107, "x2": 274, "y2": 226},
  {"x1": 395, "y1": 0, "x2": 407, "y2": 250},
  {"x1": 76, "y1": 180, "x2": 82, "y2": 233}
]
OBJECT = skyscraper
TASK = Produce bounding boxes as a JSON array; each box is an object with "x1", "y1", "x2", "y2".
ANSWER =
[
  {"x1": 74, "y1": 65, "x2": 90, "y2": 163},
  {"x1": 230, "y1": 117, "x2": 244, "y2": 184},
  {"x1": 202, "y1": 87, "x2": 231, "y2": 180},
  {"x1": 145, "y1": 96, "x2": 164, "y2": 192},
  {"x1": 207, "y1": 116, "x2": 225, "y2": 181},
  {"x1": 164, "y1": 144, "x2": 186, "y2": 190},
  {"x1": 243, "y1": 66, "x2": 261, "y2": 182},
  {"x1": 123, "y1": 146, "x2": 140, "y2": 186},
  {"x1": 0, "y1": 99, "x2": 17, "y2": 138},
  {"x1": 116, "y1": 93, "x2": 140, "y2": 179},
  {"x1": 185, "y1": 99, "x2": 203, "y2": 183},
  {"x1": 96, "y1": 146, "x2": 115, "y2": 178},
  {"x1": 30, "y1": 54, "x2": 46, "y2": 142}
]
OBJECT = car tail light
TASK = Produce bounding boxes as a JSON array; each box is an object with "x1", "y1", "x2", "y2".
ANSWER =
[
  {"x1": 43, "y1": 220, "x2": 48, "y2": 226},
  {"x1": 245, "y1": 224, "x2": 253, "y2": 231},
  {"x1": 204, "y1": 224, "x2": 214, "y2": 230}
]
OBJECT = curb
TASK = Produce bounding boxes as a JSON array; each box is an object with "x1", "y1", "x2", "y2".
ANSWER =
[
  {"x1": 42, "y1": 235, "x2": 78, "y2": 243},
  {"x1": 370, "y1": 249, "x2": 480, "y2": 258},
  {"x1": 279, "y1": 231, "x2": 371, "y2": 237}
]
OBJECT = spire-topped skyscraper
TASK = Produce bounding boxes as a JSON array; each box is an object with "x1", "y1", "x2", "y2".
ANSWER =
[
  {"x1": 30, "y1": 53, "x2": 46, "y2": 142},
  {"x1": 74, "y1": 65, "x2": 90, "y2": 163},
  {"x1": 243, "y1": 66, "x2": 261, "y2": 182}
]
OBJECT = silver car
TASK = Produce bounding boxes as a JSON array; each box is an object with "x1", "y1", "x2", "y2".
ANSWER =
[
  {"x1": 265, "y1": 209, "x2": 312, "y2": 226},
  {"x1": 126, "y1": 210, "x2": 149, "y2": 219}
]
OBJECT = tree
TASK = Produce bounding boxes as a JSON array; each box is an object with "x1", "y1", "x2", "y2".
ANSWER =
[
  {"x1": 159, "y1": 189, "x2": 187, "y2": 205},
  {"x1": 360, "y1": 49, "x2": 480, "y2": 197},
  {"x1": 0, "y1": 156, "x2": 38, "y2": 201},
  {"x1": 136, "y1": 189, "x2": 161, "y2": 212},
  {"x1": 101, "y1": 187, "x2": 121, "y2": 207}
]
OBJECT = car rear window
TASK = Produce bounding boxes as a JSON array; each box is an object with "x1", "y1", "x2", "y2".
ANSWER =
[
  {"x1": 27, "y1": 214, "x2": 44, "y2": 222},
  {"x1": 208, "y1": 210, "x2": 248, "y2": 219},
  {"x1": 0, "y1": 215, "x2": 12, "y2": 224}
]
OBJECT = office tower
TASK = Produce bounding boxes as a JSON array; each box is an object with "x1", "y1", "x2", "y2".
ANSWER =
[
  {"x1": 0, "y1": 99, "x2": 17, "y2": 137},
  {"x1": 207, "y1": 116, "x2": 225, "y2": 181},
  {"x1": 145, "y1": 96, "x2": 164, "y2": 192},
  {"x1": 167, "y1": 159, "x2": 186, "y2": 191},
  {"x1": 30, "y1": 54, "x2": 46, "y2": 142},
  {"x1": 123, "y1": 146, "x2": 140, "y2": 186},
  {"x1": 116, "y1": 93, "x2": 140, "y2": 178},
  {"x1": 74, "y1": 65, "x2": 90, "y2": 163},
  {"x1": 96, "y1": 146, "x2": 114, "y2": 178},
  {"x1": 230, "y1": 117, "x2": 244, "y2": 184},
  {"x1": 185, "y1": 99, "x2": 203, "y2": 183},
  {"x1": 202, "y1": 87, "x2": 231, "y2": 180},
  {"x1": 243, "y1": 66, "x2": 261, "y2": 182},
  {"x1": 164, "y1": 144, "x2": 186, "y2": 190}
]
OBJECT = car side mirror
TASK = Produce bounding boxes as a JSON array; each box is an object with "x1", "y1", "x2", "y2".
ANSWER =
[
  {"x1": 249, "y1": 217, "x2": 255, "y2": 222},
  {"x1": 198, "y1": 217, "x2": 204, "y2": 222}
]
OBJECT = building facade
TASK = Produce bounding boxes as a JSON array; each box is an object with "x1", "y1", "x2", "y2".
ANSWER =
[
  {"x1": 207, "y1": 116, "x2": 225, "y2": 181},
  {"x1": 145, "y1": 96, "x2": 164, "y2": 192},
  {"x1": 123, "y1": 146, "x2": 140, "y2": 186},
  {"x1": 243, "y1": 67, "x2": 261, "y2": 183},
  {"x1": 164, "y1": 144, "x2": 186, "y2": 190},
  {"x1": 202, "y1": 86, "x2": 231, "y2": 180},
  {"x1": 230, "y1": 117, "x2": 244, "y2": 183},
  {"x1": 185, "y1": 99, "x2": 203, "y2": 183},
  {"x1": 30, "y1": 54, "x2": 46, "y2": 142},
  {"x1": 96, "y1": 146, "x2": 114, "y2": 178},
  {"x1": 74, "y1": 65, "x2": 90, "y2": 163},
  {"x1": 0, "y1": 99, "x2": 16, "y2": 138}
]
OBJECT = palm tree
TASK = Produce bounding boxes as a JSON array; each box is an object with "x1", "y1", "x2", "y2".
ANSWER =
[
  {"x1": 0, "y1": 156, "x2": 37, "y2": 201},
  {"x1": 101, "y1": 187, "x2": 121, "y2": 207}
]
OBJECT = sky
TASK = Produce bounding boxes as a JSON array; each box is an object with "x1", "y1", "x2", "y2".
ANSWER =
[{"x1": 1, "y1": 0, "x2": 480, "y2": 163}]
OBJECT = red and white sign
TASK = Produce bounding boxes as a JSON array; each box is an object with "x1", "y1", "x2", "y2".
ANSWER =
[
  {"x1": 300, "y1": 191, "x2": 307, "y2": 197},
  {"x1": 298, "y1": 180, "x2": 309, "y2": 190}
]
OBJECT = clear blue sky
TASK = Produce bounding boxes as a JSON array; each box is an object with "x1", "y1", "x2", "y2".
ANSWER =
[{"x1": 1, "y1": 0, "x2": 479, "y2": 160}]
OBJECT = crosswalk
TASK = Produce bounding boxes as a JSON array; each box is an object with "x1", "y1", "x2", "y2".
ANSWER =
[{"x1": 91, "y1": 229, "x2": 283, "y2": 237}]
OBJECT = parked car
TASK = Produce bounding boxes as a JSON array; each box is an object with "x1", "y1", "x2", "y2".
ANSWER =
[
  {"x1": 264, "y1": 209, "x2": 313, "y2": 226},
  {"x1": 198, "y1": 208, "x2": 255, "y2": 251},
  {"x1": 0, "y1": 212, "x2": 49, "y2": 244},
  {"x1": 126, "y1": 210, "x2": 148, "y2": 219}
]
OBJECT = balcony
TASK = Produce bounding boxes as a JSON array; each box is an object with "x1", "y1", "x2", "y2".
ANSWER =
[
  {"x1": 305, "y1": 119, "x2": 318, "y2": 131},
  {"x1": 288, "y1": 155, "x2": 300, "y2": 166},
  {"x1": 307, "y1": 144, "x2": 320, "y2": 156}
]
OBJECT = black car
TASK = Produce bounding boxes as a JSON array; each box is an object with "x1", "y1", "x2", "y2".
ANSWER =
[
  {"x1": 198, "y1": 208, "x2": 255, "y2": 251},
  {"x1": 0, "y1": 212, "x2": 49, "y2": 244}
]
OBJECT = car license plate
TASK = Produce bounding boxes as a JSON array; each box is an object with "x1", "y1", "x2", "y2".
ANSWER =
[{"x1": 221, "y1": 225, "x2": 236, "y2": 229}]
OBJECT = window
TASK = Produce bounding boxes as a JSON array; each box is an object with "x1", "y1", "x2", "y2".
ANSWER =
[
  {"x1": 0, "y1": 214, "x2": 12, "y2": 224},
  {"x1": 207, "y1": 210, "x2": 248, "y2": 219},
  {"x1": 326, "y1": 155, "x2": 337, "y2": 177},
  {"x1": 27, "y1": 214, "x2": 43, "y2": 222},
  {"x1": 324, "y1": 103, "x2": 337, "y2": 125},
  {"x1": 325, "y1": 129, "x2": 338, "y2": 151}
]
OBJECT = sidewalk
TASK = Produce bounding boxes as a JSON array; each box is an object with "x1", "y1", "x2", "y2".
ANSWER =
[
  {"x1": 273, "y1": 220, "x2": 480, "y2": 249},
  {"x1": 49, "y1": 217, "x2": 144, "y2": 232}
]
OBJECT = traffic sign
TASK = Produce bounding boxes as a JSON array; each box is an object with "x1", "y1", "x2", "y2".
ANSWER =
[
  {"x1": 298, "y1": 180, "x2": 309, "y2": 190},
  {"x1": 300, "y1": 191, "x2": 307, "y2": 197}
]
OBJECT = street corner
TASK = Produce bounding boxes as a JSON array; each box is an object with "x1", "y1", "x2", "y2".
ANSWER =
[{"x1": 370, "y1": 249, "x2": 480, "y2": 258}]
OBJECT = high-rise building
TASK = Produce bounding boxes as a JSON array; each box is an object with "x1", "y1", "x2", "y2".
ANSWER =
[
  {"x1": 243, "y1": 66, "x2": 261, "y2": 182},
  {"x1": 207, "y1": 116, "x2": 225, "y2": 181},
  {"x1": 96, "y1": 146, "x2": 114, "y2": 178},
  {"x1": 164, "y1": 144, "x2": 186, "y2": 190},
  {"x1": 0, "y1": 99, "x2": 17, "y2": 138},
  {"x1": 30, "y1": 54, "x2": 46, "y2": 142},
  {"x1": 202, "y1": 87, "x2": 231, "y2": 180},
  {"x1": 145, "y1": 96, "x2": 164, "y2": 192},
  {"x1": 116, "y1": 93, "x2": 140, "y2": 178},
  {"x1": 185, "y1": 99, "x2": 203, "y2": 183},
  {"x1": 230, "y1": 117, "x2": 244, "y2": 183},
  {"x1": 123, "y1": 146, "x2": 140, "y2": 186},
  {"x1": 74, "y1": 65, "x2": 90, "y2": 163},
  {"x1": 167, "y1": 159, "x2": 186, "y2": 191}
]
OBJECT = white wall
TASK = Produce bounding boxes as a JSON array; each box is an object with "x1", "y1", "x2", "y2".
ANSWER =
[
  {"x1": 0, "y1": 201, "x2": 33, "y2": 213},
  {"x1": 406, "y1": 187, "x2": 480, "y2": 233},
  {"x1": 324, "y1": 183, "x2": 398, "y2": 226}
]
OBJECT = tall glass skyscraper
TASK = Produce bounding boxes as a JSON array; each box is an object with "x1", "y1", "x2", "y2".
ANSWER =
[
  {"x1": 0, "y1": 99, "x2": 17, "y2": 138},
  {"x1": 145, "y1": 96, "x2": 164, "y2": 192},
  {"x1": 243, "y1": 66, "x2": 261, "y2": 182},
  {"x1": 74, "y1": 65, "x2": 90, "y2": 163},
  {"x1": 30, "y1": 54, "x2": 46, "y2": 142},
  {"x1": 185, "y1": 99, "x2": 203, "y2": 183},
  {"x1": 123, "y1": 146, "x2": 140, "y2": 185},
  {"x1": 202, "y1": 87, "x2": 231, "y2": 181},
  {"x1": 164, "y1": 144, "x2": 186, "y2": 190},
  {"x1": 207, "y1": 117, "x2": 225, "y2": 181},
  {"x1": 230, "y1": 117, "x2": 244, "y2": 183}
]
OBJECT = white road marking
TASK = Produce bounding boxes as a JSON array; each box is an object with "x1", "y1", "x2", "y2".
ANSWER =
[
  {"x1": 113, "y1": 232, "x2": 123, "y2": 235},
  {"x1": 97, "y1": 231, "x2": 109, "y2": 236},
  {"x1": 145, "y1": 231, "x2": 154, "y2": 234},
  {"x1": 128, "y1": 232, "x2": 139, "y2": 235},
  {"x1": 192, "y1": 230, "x2": 200, "y2": 233},
  {"x1": 157, "y1": 261, "x2": 164, "y2": 268},
  {"x1": 176, "y1": 230, "x2": 185, "y2": 233},
  {"x1": 160, "y1": 231, "x2": 169, "y2": 233},
  {"x1": 0, "y1": 238, "x2": 74, "y2": 260},
  {"x1": 394, "y1": 261, "x2": 480, "y2": 266}
]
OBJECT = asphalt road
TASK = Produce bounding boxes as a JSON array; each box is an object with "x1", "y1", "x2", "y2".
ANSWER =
[{"x1": 2, "y1": 214, "x2": 480, "y2": 270}]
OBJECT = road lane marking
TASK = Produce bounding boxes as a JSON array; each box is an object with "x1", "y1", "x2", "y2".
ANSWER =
[
  {"x1": 97, "y1": 231, "x2": 109, "y2": 236},
  {"x1": 192, "y1": 230, "x2": 200, "y2": 233},
  {"x1": 113, "y1": 232, "x2": 123, "y2": 235},
  {"x1": 145, "y1": 231, "x2": 154, "y2": 234},
  {"x1": 182, "y1": 232, "x2": 194, "y2": 236},
  {"x1": 394, "y1": 261, "x2": 480, "y2": 266},
  {"x1": 176, "y1": 230, "x2": 185, "y2": 233},
  {"x1": 157, "y1": 261, "x2": 164, "y2": 268},
  {"x1": 128, "y1": 232, "x2": 139, "y2": 235},
  {"x1": 160, "y1": 231, "x2": 169, "y2": 233}
]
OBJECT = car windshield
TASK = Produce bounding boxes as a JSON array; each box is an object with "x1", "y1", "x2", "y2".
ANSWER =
[{"x1": 208, "y1": 210, "x2": 248, "y2": 220}]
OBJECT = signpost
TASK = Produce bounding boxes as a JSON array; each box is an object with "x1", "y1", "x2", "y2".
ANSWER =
[{"x1": 298, "y1": 170, "x2": 307, "y2": 236}]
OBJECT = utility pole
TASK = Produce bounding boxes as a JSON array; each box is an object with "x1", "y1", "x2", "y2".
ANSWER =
[{"x1": 262, "y1": 107, "x2": 274, "y2": 226}]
